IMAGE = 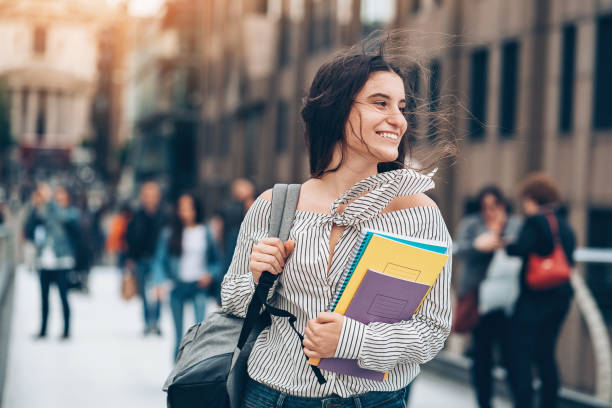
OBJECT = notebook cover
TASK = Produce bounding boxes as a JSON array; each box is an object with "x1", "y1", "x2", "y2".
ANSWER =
[{"x1": 317, "y1": 270, "x2": 430, "y2": 380}]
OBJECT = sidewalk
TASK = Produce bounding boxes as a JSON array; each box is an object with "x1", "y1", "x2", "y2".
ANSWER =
[{"x1": 2, "y1": 265, "x2": 509, "y2": 408}]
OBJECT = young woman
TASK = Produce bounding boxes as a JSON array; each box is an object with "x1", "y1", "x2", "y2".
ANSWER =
[
  {"x1": 505, "y1": 174, "x2": 574, "y2": 408},
  {"x1": 222, "y1": 36, "x2": 455, "y2": 407},
  {"x1": 153, "y1": 193, "x2": 220, "y2": 358},
  {"x1": 454, "y1": 186, "x2": 522, "y2": 408}
]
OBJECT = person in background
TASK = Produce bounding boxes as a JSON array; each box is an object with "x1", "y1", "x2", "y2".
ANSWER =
[
  {"x1": 24, "y1": 183, "x2": 80, "y2": 340},
  {"x1": 454, "y1": 186, "x2": 522, "y2": 408},
  {"x1": 106, "y1": 202, "x2": 133, "y2": 269},
  {"x1": 125, "y1": 181, "x2": 166, "y2": 336},
  {"x1": 504, "y1": 174, "x2": 574, "y2": 408},
  {"x1": 152, "y1": 193, "x2": 220, "y2": 358},
  {"x1": 215, "y1": 178, "x2": 256, "y2": 301}
]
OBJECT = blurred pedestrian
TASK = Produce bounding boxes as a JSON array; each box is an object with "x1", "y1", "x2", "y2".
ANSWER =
[
  {"x1": 216, "y1": 178, "x2": 255, "y2": 301},
  {"x1": 152, "y1": 193, "x2": 221, "y2": 358},
  {"x1": 504, "y1": 174, "x2": 574, "y2": 408},
  {"x1": 24, "y1": 183, "x2": 79, "y2": 339},
  {"x1": 454, "y1": 186, "x2": 522, "y2": 408},
  {"x1": 106, "y1": 202, "x2": 133, "y2": 269},
  {"x1": 125, "y1": 181, "x2": 166, "y2": 336}
]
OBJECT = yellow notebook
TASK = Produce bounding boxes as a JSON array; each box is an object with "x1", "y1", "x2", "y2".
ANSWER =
[{"x1": 309, "y1": 234, "x2": 448, "y2": 367}]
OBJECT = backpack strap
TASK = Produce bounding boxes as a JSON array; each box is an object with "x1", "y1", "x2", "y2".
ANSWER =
[{"x1": 236, "y1": 184, "x2": 326, "y2": 384}]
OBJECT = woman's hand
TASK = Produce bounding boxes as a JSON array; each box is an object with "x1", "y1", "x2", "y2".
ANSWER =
[
  {"x1": 302, "y1": 312, "x2": 344, "y2": 359},
  {"x1": 197, "y1": 272, "x2": 212, "y2": 288},
  {"x1": 249, "y1": 238, "x2": 295, "y2": 284},
  {"x1": 474, "y1": 231, "x2": 503, "y2": 252}
]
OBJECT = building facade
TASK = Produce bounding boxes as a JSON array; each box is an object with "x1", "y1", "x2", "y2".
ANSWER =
[{"x1": 126, "y1": 0, "x2": 612, "y2": 399}]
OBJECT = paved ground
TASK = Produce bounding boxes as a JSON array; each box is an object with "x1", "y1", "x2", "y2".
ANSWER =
[{"x1": 3, "y1": 265, "x2": 512, "y2": 408}]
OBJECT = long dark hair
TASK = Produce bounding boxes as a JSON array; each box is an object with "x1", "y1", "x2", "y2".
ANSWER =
[
  {"x1": 301, "y1": 30, "x2": 457, "y2": 178},
  {"x1": 168, "y1": 193, "x2": 204, "y2": 256}
]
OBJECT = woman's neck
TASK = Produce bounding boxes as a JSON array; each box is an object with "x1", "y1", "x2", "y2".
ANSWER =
[{"x1": 318, "y1": 146, "x2": 379, "y2": 199}]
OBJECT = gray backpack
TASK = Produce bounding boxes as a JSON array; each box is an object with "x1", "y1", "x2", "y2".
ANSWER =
[{"x1": 163, "y1": 184, "x2": 325, "y2": 408}]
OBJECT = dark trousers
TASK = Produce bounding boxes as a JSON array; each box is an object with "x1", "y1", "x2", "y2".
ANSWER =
[
  {"x1": 38, "y1": 268, "x2": 71, "y2": 337},
  {"x1": 511, "y1": 293, "x2": 571, "y2": 408},
  {"x1": 471, "y1": 310, "x2": 514, "y2": 408},
  {"x1": 135, "y1": 260, "x2": 161, "y2": 330}
]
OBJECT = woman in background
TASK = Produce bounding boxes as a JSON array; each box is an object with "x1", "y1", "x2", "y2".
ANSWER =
[
  {"x1": 153, "y1": 193, "x2": 220, "y2": 358},
  {"x1": 505, "y1": 173, "x2": 574, "y2": 408}
]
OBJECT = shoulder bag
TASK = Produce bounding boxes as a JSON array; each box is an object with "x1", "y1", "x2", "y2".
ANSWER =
[{"x1": 163, "y1": 184, "x2": 326, "y2": 408}]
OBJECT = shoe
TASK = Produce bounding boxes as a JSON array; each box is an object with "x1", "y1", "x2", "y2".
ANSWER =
[
  {"x1": 143, "y1": 327, "x2": 152, "y2": 337},
  {"x1": 32, "y1": 333, "x2": 46, "y2": 340},
  {"x1": 153, "y1": 326, "x2": 162, "y2": 336},
  {"x1": 60, "y1": 333, "x2": 70, "y2": 341}
]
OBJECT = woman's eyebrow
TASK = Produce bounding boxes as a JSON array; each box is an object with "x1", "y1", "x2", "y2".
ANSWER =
[{"x1": 367, "y1": 93, "x2": 407, "y2": 103}]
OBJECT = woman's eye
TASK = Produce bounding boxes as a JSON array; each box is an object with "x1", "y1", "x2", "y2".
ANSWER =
[{"x1": 373, "y1": 101, "x2": 387, "y2": 107}]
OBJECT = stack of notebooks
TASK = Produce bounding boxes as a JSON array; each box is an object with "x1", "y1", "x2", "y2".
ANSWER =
[{"x1": 308, "y1": 229, "x2": 449, "y2": 381}]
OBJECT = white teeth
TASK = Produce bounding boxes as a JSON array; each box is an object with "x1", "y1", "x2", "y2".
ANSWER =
[{"x1": 378, "y1": 132, "x2": 398, "y2": 140}]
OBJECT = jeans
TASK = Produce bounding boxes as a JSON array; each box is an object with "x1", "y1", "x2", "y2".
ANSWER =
[
  {"x1": 242, "y1": 378, "x2": 408, "y2": 408},
  {"x1": 38, "y1": 269, "x2": 71, "y2": 337},
  {"x1": 135, "y1": 259, "x2": 160, "y2": 330},
  {"x1": 169, "y1": 281, "x2": 207, "y2": 358}
]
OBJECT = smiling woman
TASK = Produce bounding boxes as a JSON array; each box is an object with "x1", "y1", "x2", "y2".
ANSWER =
[{"x1": 220, "y1": 30, "x2": 457, "y2": 408}]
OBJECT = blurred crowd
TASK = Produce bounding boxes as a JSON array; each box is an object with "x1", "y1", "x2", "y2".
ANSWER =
[
  {"x1": 19, "y1": 177, "x2": 256, "y2": 359},
  {"x1": 12, "y1": 170, "x2": 577, "y2": 407}
]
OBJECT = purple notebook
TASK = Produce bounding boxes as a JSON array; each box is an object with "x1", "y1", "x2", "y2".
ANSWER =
[{"x1": 318, "y1": 269, "x2": 430, "y2": 381}]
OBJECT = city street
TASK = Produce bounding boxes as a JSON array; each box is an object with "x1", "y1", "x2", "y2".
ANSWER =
[{"x1": 2, "y1": 264, "x2": 512, "y2": 408}]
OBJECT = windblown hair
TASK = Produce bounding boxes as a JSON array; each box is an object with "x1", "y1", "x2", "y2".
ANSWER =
[{"x1": 301, "y1": 30, "x2": 458, "y2": 178}]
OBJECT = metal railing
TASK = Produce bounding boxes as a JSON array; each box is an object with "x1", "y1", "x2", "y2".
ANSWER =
[
  {"x1": 572, "y1": 248, "x2": 612, "y2": 403},
  {"x1": 0, "y1": 227, "x2": 15, "y2": 408}
]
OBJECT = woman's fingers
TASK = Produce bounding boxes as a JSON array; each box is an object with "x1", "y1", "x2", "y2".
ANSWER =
[
  {"x1": 259, "y1": 237, "x2": 287, "y2": 258},
  {"x1": 254, "y1": 242, "x2": 286, "y2": 267},
  {"x1": 250, "y1": 253, "x2": 282, "y2": 274}
]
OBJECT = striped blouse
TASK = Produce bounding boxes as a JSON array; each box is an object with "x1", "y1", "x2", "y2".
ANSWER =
[{"x1": 221, "y1": 169, "x2": 453, "y2": 398}]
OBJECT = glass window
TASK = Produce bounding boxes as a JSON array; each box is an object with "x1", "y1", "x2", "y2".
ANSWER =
[
  {"x1": 275, "y1": 101, "x2": 289, "y2": 153},
  {"x1": 33, "y1": 26, "x2": 46, "y2": 55},
  {"x1": 499, "y1": 40, "x2": 519, "y2": 137},
  {"x1": 587, "y1": 208, "x2": 612, "y2": 323},
  {"x1": 559, "y1": 24, "x2": 576, "y2": 134},
  {"x1": 469, "y1": 48, "x2": 489, "y2": 140},
  {"x1": 594, "y1": 14, "x2": 612, "y2": 130}
]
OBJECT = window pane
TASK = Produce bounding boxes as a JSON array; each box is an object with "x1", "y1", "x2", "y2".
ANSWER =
[
  {"x1": 469, "y1": 48, "x2": 488, "y2": 140},
  {"x1": 500, "y1": 40, "x2": 519, "y2": 137},
  {"x1": 559, "y1": 24, "x2": 576, "y2": 134},
  {"x1": 594, "y1": 14, "x2": 612, "y2": 130}
]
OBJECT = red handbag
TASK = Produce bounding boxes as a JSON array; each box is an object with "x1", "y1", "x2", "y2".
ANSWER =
[{"x1": 526, "y1": 213, "x2": 571, "y2": 290}]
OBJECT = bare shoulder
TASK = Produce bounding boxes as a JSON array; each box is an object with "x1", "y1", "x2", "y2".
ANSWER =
[
  {"x1": 259, "y1": 188, "x2": 273, "y2": 202},
  {"x1": 383, "y1": 193, "x2": 438, "y2": 213}
]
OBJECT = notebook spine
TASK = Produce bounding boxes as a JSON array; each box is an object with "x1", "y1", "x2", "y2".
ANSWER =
[{"x1": 329, "y1": 232, "x2": 370, "y2": 311}]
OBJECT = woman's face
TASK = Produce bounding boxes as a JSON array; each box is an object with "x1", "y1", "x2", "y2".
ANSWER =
[
  {"x1": 344, "y1": 71, "x2": 408, "y2": 164},
  {"x1": 522, "y1": 197, "x2": 539, "y2": 216},
  {"x1": 178, "y1": 195, "x2": 196, "y2": 226},
  {"x1": 55, "y1": 187, "x2": 70, "y2": 208}
]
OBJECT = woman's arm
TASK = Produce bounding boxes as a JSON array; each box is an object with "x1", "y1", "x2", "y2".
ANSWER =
[
  {"x1": 220, "y1": 197, "x2": 271, "y2": 318},
  {"x1": 505, "y1": 216, "x2": 538, "y2": 257},
  {"x1": 333, "y1": 246, "x2": 453, "y2": 371},
  {"x1": 453, "y1": 216, "x2": 479, "y2": 257}
]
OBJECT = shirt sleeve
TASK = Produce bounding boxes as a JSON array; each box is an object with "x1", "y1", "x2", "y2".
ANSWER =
[
  {"x1": 221, "y1": 198, "x2": 271, "y2": 318},
  {"x1": 333, "y1": 211, "x2": 453, "y2": 372}
]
